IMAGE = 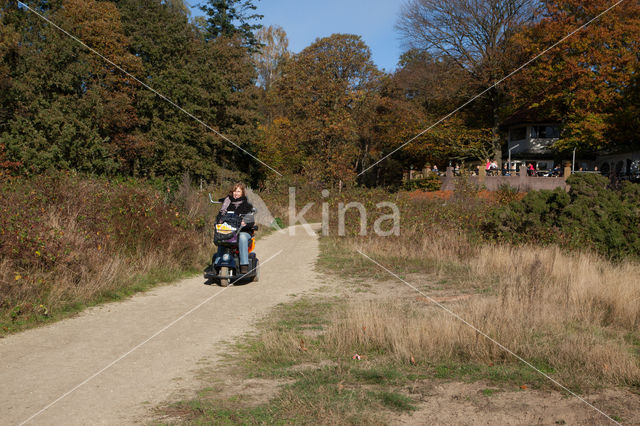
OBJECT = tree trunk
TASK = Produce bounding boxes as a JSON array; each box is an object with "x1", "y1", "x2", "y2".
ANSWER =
[{"x1": 491, "y1": 87, "x2": 503, "y2": 167}]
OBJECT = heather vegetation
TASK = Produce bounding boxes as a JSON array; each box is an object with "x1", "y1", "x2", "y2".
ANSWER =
[{"x1": 0, "y1": 173, "x2": 217, "y2": 334}]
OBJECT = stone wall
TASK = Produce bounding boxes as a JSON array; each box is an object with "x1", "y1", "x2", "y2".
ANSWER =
[{"x1": 440, "y1": 167, "x2": 568, "y2": 192}]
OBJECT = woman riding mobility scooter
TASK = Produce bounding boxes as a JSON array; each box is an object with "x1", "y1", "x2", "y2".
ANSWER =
[{"x1": 204, "y1": 184, "x2": 259, "y2": 286}]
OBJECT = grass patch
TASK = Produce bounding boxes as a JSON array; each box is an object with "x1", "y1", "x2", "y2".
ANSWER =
[
  {"x1": 373, "y1": 391, "x2": 417, "y2": 411},
  {"x1": 431, "y1": 362, "x2": 549, "y2": 389},
  {"x1": 316, "y1": 236, "x2": 475, "y2": 290},
  {"x1": 352, "y1": 366, "x2": 404, "y2": 384},
  {"x1": 269, "y1": 298, "x2": 334, "y2": 333},
  {"x1": 480, "y1": 388, "x2": 501, "y2": 396}
]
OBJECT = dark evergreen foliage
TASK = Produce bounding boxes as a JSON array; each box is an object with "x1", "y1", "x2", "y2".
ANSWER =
[
  {"x1": 483, "y1": 174, "x2": 640, "y2": 259},
  {"x1": 0, "y1": 0, "x2": 261, "y2": 180},
  {"x1": 199, "y1": 0, "x2": 263, "y2": 50}
]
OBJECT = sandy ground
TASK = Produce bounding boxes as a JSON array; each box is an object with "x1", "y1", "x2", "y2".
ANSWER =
[
  {"x1": 0, "y1": 224, "x2": 323, "y2": 426},
  {"x1": 395, "y1": 381, "x2": 640, "y2": 425}
]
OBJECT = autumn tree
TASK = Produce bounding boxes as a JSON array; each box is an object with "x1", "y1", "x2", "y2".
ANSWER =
[
  {"x1": 613, "y1": 72, "x2": 640, "y2": 148},
  {"x1": 397, "y1": 0, "x2": 539, "y2": 162},
  {"x1": 262, "y1": 34, "x2": 380, "y2": 186},
  {"x1": 372, "y1": 48, "x2": 493, "y2": 174},
  {"x1": 352, "y1": 81, "x2": 432, "y2": 186},
  {"x1": 510, "y1": 0, "x2": 640, "y2": 152}
]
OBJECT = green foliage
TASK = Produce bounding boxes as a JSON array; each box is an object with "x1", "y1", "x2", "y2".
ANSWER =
[
  {"x1": 199, "y1": 0, "x2": 263, "y2": 49},
  {"x1": 483, "y1": 174, "x2": 640, "y2": 258},
  {"x1": 118, "y1": 0, "x2": 261, "y2": 180},
  {"x1": 0, "y1": 0, "x2": 261, "y2": 180},
  {"x1": 402, "y1": 174, "x2": 442, "y2": 192}
]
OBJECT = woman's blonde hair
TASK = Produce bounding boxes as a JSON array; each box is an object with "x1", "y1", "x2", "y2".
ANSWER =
[{"x1": 229, "y1": 182, "x2": 246, "y2": 198}]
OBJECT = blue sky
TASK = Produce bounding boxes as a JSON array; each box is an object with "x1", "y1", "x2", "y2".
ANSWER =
[{"x1": 190, "y1": 0, "x2": 405, "y2": 72}]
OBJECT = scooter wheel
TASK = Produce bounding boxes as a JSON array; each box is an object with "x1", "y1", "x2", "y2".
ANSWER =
[
  {"x1": 219, "y1": 266, "x2": 229, "y2": 287},
  {"x1": 253, "y1": 260, "x2": 259, "y2": 282}
]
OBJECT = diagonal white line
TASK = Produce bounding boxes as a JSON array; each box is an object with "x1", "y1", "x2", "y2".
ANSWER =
[
  {"x1": 358, "y1": 0, "x2": 627, "y2": 177},
  {"x1": 356, "y1": 249, "x2": 621, "y2": 425},
  {"x1": 16, "y1": 1, "x2": 282, "y2": 177},
  {"x1": 19, "y1": 249, "x2": 284, "y2": 426}
]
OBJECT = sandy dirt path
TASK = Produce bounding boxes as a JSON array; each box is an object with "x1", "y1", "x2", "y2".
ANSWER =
[{"x1": 0, "y1": 224, "x2": 322, "y2": 426}]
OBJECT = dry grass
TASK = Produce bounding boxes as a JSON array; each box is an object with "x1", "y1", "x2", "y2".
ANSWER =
[{"x1": 327, "y1": 233, "x2": 640, "y2": 388}]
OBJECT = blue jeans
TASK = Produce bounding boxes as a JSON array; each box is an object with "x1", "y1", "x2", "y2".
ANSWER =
[{"x1": 216, "y1": 232, "x2": 250, "y2": 266}]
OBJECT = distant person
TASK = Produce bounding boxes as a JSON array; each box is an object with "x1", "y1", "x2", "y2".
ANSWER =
[
  {"x1": 432, "y1": 164, "x2": 439, "y2": 173},
  {"x1": 502, "y1": 163, "x2": 509, "y2": 176},
  {"x1": 527, "y1": 163, "x2": 535, "y2": 176}
]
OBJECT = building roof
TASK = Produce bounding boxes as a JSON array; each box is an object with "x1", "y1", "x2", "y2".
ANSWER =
[{"x1": 500, "y1": 103, "x2": 561, "y2": 129}]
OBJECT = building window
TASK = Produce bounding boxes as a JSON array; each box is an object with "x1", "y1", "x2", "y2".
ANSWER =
[
  {"x1": 531, "y1": 125, "x2": 560, "y2": 139},
  {"x1": 510, "y1": 127, "x2": 527, "y2": 141}
]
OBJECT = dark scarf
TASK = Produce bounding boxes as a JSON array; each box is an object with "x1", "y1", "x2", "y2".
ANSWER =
[
  {"x1": 220, "y1": 195, "x2": 252, "y2": 216},
  {"x1": 229, "y1": 195, "x2": 247, "y2": 210}
]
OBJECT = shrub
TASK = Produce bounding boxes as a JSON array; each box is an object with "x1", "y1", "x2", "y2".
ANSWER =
[
  {"x1": 402, "y1": 174, "x2": 442, "y2": 192},
  {"x1": 453, "y1": 176, "x2": 482, "y2": 200},
  {"x1": 494, "y1": 183, "x2": 521, "y2": 204},
  {"x1": 482, "y1": 174, "x2": 640, "y2": 258}
]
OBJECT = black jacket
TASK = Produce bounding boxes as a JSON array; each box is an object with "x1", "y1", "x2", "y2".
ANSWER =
[{"x1": 219, "y1": 195, "x2": 253, "y2": 215}]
